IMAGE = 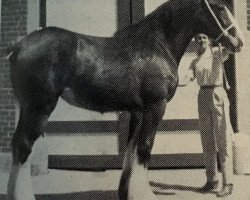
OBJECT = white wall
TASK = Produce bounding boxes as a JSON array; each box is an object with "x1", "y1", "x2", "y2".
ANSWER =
[
  {"x1": 234, "y1": 1, "x2": 250, "y2": 134},
  {"x1": 46, "y1": 0, "x2": 117, "y2": 36}
]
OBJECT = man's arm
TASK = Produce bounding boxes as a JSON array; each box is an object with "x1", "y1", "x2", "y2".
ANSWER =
[
  {"x1": 178, "y1": 60, "x2": 196, "y2": 87},
  {"x1": 178, "y1": 75, "x2": 193, "y2": 87}
]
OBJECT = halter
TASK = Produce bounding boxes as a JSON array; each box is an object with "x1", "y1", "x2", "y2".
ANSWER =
[{"x1": 203, "y1": 0, "x2": 242, "y2": 42}]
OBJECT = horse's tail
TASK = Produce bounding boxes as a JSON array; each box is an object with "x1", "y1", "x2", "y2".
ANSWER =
[
  {"x1": 5, "y1": 45, "x2": 14, "y2": 60},
  {"x1": 3, "y1": 43, "x2": 15, "y2": 64},
  {"x1": 4, "y1": 37, "x2": 24, "y2": 63}
]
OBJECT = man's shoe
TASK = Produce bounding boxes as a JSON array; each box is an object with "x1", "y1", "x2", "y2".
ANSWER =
[
  {"x1": 198, "y1": 181, "x2": 219, "y2": 193},
  {"x1": 216, "y1": 184, "x2": 233, "y2": 197}
]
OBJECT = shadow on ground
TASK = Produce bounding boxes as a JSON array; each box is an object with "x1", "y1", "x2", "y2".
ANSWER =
[
  {"x1": 150, "y1": 181, "x2": 204, "y2": 194},
  {"x1": 0, "y1": 183, "x2": 203, "y2": 200},
  {"x1": 0, "y1": 191, "x2": 118, "y2": 200}
]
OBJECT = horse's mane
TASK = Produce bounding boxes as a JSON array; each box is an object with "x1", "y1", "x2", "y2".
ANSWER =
[
  {"x1": 114, "y1": 0, "x2": 231, "y2": 40},
  {"x1": 114, "y1": 0, "x2": 197, "y2": 40},
  {"x1": 112, "y1": 0, "x2": 233, "y2": 62}
]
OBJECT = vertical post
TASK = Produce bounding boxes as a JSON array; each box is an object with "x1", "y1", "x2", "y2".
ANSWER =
[
  {"x1": 224, "y1": 57, "x2": 238, "y2": 133},
  {"x1": 117, "y1": 0, "x2": 131, "y2": 30},
  {"x1": 223, "y1": 0, "x2": 240, "y2": 133},
  {"x1": 131, "y1": 0, "x2": 145, "y2": 24},
  {"x1": 0, "y1": 0, "x2": 2, "y2": 30},
  {"x1": 39, "y1": 0, "x2": 46, "y2": 28}
]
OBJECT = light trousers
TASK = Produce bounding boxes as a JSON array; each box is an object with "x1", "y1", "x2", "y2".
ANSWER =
[{"x1": 198, "y1": 87, "x2": 233, "y2": 185}]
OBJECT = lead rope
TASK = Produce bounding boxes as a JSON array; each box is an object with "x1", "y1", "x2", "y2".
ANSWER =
[{"x1": 219, "y1": 43, "x2": 230, "y2": 90}]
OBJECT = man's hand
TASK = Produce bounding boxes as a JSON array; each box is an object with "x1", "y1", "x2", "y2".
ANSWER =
[{"x1": 178, "y1": 76, "x2": 191, "y2": 87}]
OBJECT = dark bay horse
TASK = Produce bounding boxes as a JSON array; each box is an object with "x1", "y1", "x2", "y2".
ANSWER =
[{"x1": 7, "y1": 0, "x2": 243, "y2": 200}]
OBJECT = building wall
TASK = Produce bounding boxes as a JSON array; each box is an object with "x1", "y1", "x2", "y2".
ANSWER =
[{"x1": 0, "y1": 0, "x2": 27, "y2": 152}]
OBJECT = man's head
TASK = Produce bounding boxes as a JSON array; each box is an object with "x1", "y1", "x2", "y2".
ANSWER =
[{"x1": 195, "y1": 34, "x2": 211, "y2": 54}]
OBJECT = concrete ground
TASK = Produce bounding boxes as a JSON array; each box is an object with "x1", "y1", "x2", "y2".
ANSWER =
[{"x1": 0, "y1": 169, "x2": 250, "y2": 200}]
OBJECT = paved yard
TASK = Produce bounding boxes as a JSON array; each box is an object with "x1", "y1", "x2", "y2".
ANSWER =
[{"x1": 0, "y1": 169, "x2": 250, "y2": 200}]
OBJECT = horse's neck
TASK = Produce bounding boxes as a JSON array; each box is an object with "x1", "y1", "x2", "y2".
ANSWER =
[
  {"x1": 114, "y1": 0, "x2": 198, "y2": 65},
  {"x1": 161, "y1": 1, "x2": 198, "y2": 63},
  {"x1": 165, "y1": 25, "x2": 196, "y2": 63},
  {"x1": 139, "y1": 1, "x2": 197, "y2": 64},
  {"x1": 143, "y1": 19, "x2": 196, "y2": 65}
]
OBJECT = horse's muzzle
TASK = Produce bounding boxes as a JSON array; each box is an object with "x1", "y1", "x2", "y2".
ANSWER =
[{"x1": 228, "y1": 35, "x2": 243, "y2": 53}]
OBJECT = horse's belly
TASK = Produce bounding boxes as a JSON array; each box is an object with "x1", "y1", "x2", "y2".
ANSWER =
[
  {"x1": 61, "y1": 88, "x2": 83, "y2": 108},
  {"x1": 61, "y1": 88, "x2": 107, "y2": 112},
  {"x1": 61, "y1": 87, "x2": 143, "y2": 112}
]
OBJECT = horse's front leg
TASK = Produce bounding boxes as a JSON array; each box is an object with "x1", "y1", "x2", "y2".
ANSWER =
[{"x1": 119, "y1": 100, "x2": 166, "y2": 200}]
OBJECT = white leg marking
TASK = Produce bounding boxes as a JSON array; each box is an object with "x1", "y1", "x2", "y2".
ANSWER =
[
  {"x1": 128, "y1": 151, "x2": 157, "y2": 200},
  {"x1": 7, "y1": 159, "x2": 35, "y2": 200},
  {"x1": 121, "y1": 140, "x2": 157, "y2": 200}
]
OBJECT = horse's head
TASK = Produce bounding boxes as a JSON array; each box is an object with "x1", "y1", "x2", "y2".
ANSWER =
[{"x1": 196, "y1": 0, "x2": 244, "y2": 52}]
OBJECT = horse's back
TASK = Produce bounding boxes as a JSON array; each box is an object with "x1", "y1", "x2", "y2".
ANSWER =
[
  {"x1": 10, "y1": 27, "x2": 78, "y2": 64},
  {"x1": 8, "y1": 27, "x2": 141, "y2": 110},
  {"x1": 9, "y1": 27, "x2": 79, "y2": 103}
]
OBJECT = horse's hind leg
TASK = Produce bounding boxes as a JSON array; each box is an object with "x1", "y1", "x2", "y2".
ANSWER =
[
  {"x1": 119, "y1": 100, "x2": 166, "y2": 200},
  {"x1": 7, "y1": 98, "x2": 57, "y2": 200}
]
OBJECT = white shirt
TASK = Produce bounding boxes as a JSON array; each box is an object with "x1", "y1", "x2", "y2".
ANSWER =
[{"x1": 187, "y1": 48, "x2": 228, "y2": 86}]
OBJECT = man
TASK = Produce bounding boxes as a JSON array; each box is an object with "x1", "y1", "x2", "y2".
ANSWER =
[{"x1": 179, "y1": 33, "x2": 234, "y2": 197}]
